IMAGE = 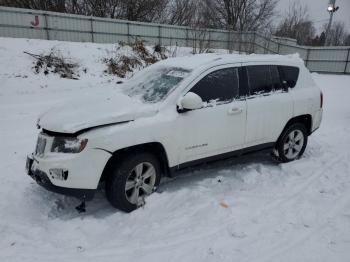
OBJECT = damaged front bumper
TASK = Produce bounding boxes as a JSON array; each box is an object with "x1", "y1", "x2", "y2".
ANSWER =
[{"x1": 26, "y1": 154, "x2": 95, "y2": 200}]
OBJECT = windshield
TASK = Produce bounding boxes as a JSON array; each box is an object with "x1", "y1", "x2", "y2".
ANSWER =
[{"x1": 123, "y1": 66, "x2": 191, "y2": 103}]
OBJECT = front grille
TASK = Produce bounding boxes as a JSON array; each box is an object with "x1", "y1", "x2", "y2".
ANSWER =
[{"x1": 35, "y1": 135, "x2": 47, "y2": 156}]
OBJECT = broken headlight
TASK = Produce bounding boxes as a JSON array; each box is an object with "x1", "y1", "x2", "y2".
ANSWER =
[{"x1": 51, "y1": 137, "x2": 88, "y2": 153}]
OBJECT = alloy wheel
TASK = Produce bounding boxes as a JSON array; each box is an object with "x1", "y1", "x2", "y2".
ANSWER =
[
  {"x1": 125, "y1": 162, "x2": 156, "y2": 205},
  {"x1": 283, "y1": 129, "x2": 304, "y2": 159}
]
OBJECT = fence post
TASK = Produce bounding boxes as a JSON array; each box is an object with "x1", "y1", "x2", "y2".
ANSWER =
[
  {"x1": 186, "y1": 28, "x2": 189, "y2": 48},
  {"x1": 90, "y1": 17, "x2": 94, "y2": 43},
  {"x1": 305, "y1": 48, "x2": 310, "y2": 68},
  {"x1": 227, "y1": 30, "x2": 230, "y2": 53},
  {"x1": 127, "y1": 22, "x2": 130, "y2": 44},
  {"x1": 264, "y1": 38, "x2": 270, "y2": 54},
  {"x1": 158, "y1": 25, "x2": 162, "y2": 46},
  {"x1": 344, "y1": 48, "x2": 350, "y2": 74},
  {"x1": 43, "y1": 13, "x2": 49, "y2": 40},
  {"x1": 252, "y1": 32, "x2": 256, "y2": 54},
  {"x1": 208, "y1": 30, "x2": 211, "y2": 50},
  {"x1": 277, "y1": 42, "x2": 280, "y2": 54},
  {"x1": 238, "y1": 32, "x2": 241, "y2": 54}
]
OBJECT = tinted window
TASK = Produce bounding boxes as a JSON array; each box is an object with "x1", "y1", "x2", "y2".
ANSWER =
[
  {"x1": 270, "y1": 65, "x2": 283, "y2": 90},
  {"x1": 278, "y1": 66, "x2": 299, "y2": 88},
  {"x1": 246, "y1": 65, "x2": 283, "y2": 95},
  {"x1": 189, "y1": 68, "x2": 239, "y2": 103},
  {"x1": 246, "y1": 65, "x2": 272, "y2": 94}
]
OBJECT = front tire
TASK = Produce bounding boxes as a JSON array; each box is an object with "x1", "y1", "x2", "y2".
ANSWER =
[
  {"x1": 106, "y1": 152, "x2": 161, "y2": 212},
  {"x1": 274, "y1": 123, "x2": 308, "y2": 163}
]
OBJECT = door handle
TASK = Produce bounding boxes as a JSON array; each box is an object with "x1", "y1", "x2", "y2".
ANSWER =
[{"x1": 228, "y1": 107, "x2": 243, "y2": 115}]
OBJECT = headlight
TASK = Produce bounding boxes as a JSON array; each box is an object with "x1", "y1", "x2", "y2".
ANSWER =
[{"x1": 51, "y1": 137, "x2": 88, "y2": 153}]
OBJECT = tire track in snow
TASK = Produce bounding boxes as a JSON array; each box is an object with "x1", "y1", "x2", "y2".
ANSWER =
[
  {"x1": 65, "y1": 153, "x2": 344, "y2": 260},
  {"x1": 239, "y1": 153, "x2": 350, "y2": 262},
  {"x1": 258, "y1": 154, "x2": 341, "y2": 213},
  {"x1": 253, "y1": 175, "x2": 350, "y2": 262}
]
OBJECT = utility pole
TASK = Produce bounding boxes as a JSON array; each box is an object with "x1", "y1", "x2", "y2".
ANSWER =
[{"x1": 325, "y1": 0, "x2": 339, "y2": 46}]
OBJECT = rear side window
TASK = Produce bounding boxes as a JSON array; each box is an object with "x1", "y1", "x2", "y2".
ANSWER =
[
  {"x1": 189, "y1": 68, "x2": 239, "y2": 103},
  {"x1": 278, "y1": 66, "x2": 299, "y2": 88},
  {"x1": 246, "y1": 66, "x2": 270, "y2": 94},
  {"x1": 246, "y1": 65, "x2": 284, "y2": 95}
]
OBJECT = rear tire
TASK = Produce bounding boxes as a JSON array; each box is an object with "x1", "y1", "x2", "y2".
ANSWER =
[
  {"x1": 105, "y1": 152, "x2": 161, "y2": 212},
  {"x1": 274, "y1": 123, "x2": 308, "y2": 163}
]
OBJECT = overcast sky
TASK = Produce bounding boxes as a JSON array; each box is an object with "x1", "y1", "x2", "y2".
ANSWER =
[{"x1": 276, "y1": 0, "x2": 350, "y2": 33}]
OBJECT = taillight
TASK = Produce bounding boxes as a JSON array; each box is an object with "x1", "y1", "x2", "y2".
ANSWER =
[{"x1": 320, "y1": 92, "x2": 323, "y2": 108}]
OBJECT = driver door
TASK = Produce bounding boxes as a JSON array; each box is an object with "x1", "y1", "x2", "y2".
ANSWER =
[{"x1": 176, "y1": 66, "x2": 247, "y2": 165}]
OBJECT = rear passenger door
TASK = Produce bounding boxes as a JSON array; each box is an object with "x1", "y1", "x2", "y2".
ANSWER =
[{"x1": 243, "y1": 63, "x2": 293, "y2": 146}]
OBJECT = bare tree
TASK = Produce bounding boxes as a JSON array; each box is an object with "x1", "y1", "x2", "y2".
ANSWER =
[
  {"x1": 201, "y1": 0, "x2": 277, "y2": 32},
  {"x1": 0, "y1": 0, "x2": 279, "y2": 31},
  {"x1": 162, "y1": 0, "x2": 197, "y2": 26},
  {"x1": 119, "y1": 0, "x2": 167, "y2": 22},
  {"x1": 275, "y1": 2, "x2": 315, "y2": 45},
  {"x1": 0, "y1": 0, "x2": 167, "y2": 21},
  {"x1": 310, "y1": 32, "x2": 326, "y2": 46},
  {"x1": 0, "y1": 0, "x2": 66, "y2": 12},
  {"x1": 68, "y1": 0, "x2": 105, "y2": 17},
  {"x1": 82, "y1": 0, "x2": 124, "y2": 18},
  {"x1": 345, "y1": 34, "x2": 350, "y2": 46},
  {"x1": 323, "y1": 21, "x2": 348, "y2": 46}
]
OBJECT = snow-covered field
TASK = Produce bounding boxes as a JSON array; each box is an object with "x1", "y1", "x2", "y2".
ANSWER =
[{"x1": 1, "y1": 37, "x2": 350, "y2": 262}]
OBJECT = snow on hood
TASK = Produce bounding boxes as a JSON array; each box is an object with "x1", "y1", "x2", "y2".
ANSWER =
[{"x1": 38, "y1": 92, "x2": 157, "y2": 134}]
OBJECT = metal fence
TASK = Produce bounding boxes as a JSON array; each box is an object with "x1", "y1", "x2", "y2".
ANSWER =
[{"x1": 0, "y1": 6, "x2": 349, "y2": 74}]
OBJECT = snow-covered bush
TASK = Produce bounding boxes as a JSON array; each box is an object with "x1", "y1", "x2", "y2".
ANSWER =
[
  {"x1": 103, "y1": 40, "x2": 168, "y2": 78},
  {"x1": 25, "y1": 49, "x2": 80, "y2": 79}
]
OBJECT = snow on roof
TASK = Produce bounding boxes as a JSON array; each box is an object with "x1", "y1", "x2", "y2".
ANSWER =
[{"x1": 157, "y1": 53, "x2": 304, "y2": 71}]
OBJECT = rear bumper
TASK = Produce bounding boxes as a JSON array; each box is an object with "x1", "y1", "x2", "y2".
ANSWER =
[{"x1": 26, "y1": 155, "x2": 95, "y2": 200}]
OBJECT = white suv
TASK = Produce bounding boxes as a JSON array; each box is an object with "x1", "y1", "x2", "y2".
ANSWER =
[{"x1": 26, "y1": 54, "x2": 323, "y2": 212}]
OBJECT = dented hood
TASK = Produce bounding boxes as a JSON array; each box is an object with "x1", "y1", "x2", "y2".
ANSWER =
[{"x1": 38, "y1": 92, "x2": 157, "y2": 134}]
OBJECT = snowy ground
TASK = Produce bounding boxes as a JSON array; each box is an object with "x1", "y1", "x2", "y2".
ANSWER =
[{"x1": 1, "y1": 37, "x2": 350, "y2": 262}]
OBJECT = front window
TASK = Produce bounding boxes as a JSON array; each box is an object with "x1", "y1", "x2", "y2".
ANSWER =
[
  {"x1": 123, "y1": 65, "x2": 191, "y2": 103},
  {"x1": 189, "y1": 67, "x2": 239, "y2": 104}
]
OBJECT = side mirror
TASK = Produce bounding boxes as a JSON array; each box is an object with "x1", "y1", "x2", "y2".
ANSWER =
[{"x1": 179, "y1": 92, "x2": 203, "y2": 112}]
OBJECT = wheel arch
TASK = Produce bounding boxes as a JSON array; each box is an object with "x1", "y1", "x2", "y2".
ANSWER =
[
  {"x1": 281, "y1": 114, "x2": 312, "y2": 139},
  {"x1": 99, "y1": 142, "x2": 171, "y2": 183}
]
